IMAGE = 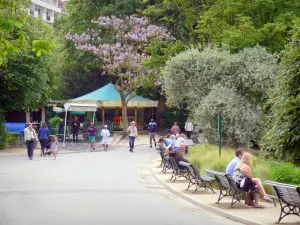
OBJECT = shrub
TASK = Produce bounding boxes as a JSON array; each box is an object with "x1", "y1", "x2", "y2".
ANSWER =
[
  {"x1": 188, "y1": 144, "x2": 235, "y2": 172},
  {"x1": 49, "y1": 116, "x2": 63, "y2": 128},
  {"x1": 162, "y1": 46, "x2": 278, "y2": 147},
  {"x1": 269, "y1": 161, "x2": 300, "y2": 185},
  {"x1": 194, "y1": 85, "x2": 262, "y2": 147},
  {"x1": 261, "y1": 26, "x2": 300, "y2": 162}
]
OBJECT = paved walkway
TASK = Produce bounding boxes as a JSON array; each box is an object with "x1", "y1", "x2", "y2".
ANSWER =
[
  {"x1": 0, "y1": 135, "x2": 156, "y2": 157},
  {"x1": 152, "y1": 159, "x2": 300, "y2": 225},
  {"x1": 0, "y1": 145, "x2": 240, "y2": 225}
]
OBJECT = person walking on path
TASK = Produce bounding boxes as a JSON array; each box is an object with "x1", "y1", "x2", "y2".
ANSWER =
[
  {"x1": 50, "y1": 136, "x2": 59, "y2": 160},
  {"x1": 24, "y1": 123, "x2": 38, "y2": 160},
  {"x1": 101, "y1": 125, "x2": 110, "y2": 151},
  {"x1": 171, "y1": 122, "x2": 180, "y2": 135},
  {"x1": 127, "y1": 121, "x2": 138, "y2": 152},
  {"x1": 148, "y1": 119, "x2": 157, "y2": 148},
  {"x1": 184, "y1": 121, "x2": 193, "y2": 139},
  {"x1": 38, "y1": 123, "x2": 49, "y2": 157},
  {"x1": 72, "y1": 116, "x2": 80, "y2": 142},
  {"x1": 88, "y1": 122, "x2": 98, "y2": 151}
]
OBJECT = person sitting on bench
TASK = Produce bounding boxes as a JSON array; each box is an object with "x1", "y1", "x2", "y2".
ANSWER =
[
  {"x1": 165, "y1": 145, "x2": 189, "y2": 170},
  {"x1": 233, "y1": 152, "x2": 273, "y2": 208}
]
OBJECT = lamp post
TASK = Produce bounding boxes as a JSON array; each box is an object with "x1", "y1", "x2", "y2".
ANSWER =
[{"x1": 218, "y1": 110, "x2": 222, "y2": 157}]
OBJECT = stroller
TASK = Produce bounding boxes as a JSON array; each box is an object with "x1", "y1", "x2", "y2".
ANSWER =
[{"x1": 44, "y1": 138, "x2": 52, "y2": 156}]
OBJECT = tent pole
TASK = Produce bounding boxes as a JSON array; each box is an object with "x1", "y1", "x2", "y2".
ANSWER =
[
  {"x1": 62, "y1": 107, "x2": 68, "y2": 148},
  {"x1": 102, "y1": 107, "x2": 105, "y2": 125},
  {"x1": 92, "y1": 111, "x2": 95, "y2": 123}
]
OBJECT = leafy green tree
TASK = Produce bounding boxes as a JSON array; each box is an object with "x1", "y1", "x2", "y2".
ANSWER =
[
  {"x1": 0, "y1": 16, "x2": 57, "y2": 111},
  {"x1": 162, "y1": 46, "x2": 278, "y2": 146},
  {"x1": 262, "y1": 20, "x2": 300, "y2": 162},
  {"x1": 197, "y1": 0, "x2": 300, "y2": 52},
  {"x1": 0, "y1": 0, "x2": 54, "y2": 64},
  {"x1": 54, "y1": 0, "x2": 146, "y2": 99}
]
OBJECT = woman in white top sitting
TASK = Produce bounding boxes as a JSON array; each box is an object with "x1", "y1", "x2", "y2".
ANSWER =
[{"x1": 127, "y1": 121, "x2": 138, "y2": 152}]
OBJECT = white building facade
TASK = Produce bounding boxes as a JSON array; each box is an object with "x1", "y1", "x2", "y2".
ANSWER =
[{"x1": 28, "y1": 0, "x2": 63, "y2": 23}]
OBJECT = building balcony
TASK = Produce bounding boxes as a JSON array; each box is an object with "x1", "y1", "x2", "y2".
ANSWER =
[{"x1": 31, "y1": 0, "x2": 62, "y2": 13}]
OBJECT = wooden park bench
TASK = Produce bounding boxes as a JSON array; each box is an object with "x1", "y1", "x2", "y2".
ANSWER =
[
  {"x1": 179, "y1": 162, "x2": 215, "y2": 193},
  {"x1": 264, "y1": 181, "x2": 300, "y2": 223}
]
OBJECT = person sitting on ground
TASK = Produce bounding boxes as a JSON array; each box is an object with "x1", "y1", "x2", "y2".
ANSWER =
[
  {"x1": 226, "y1": 148, "x2": 246, "y2": 176},
  {"x1": 233, "y1": 152, "x2": 273, "y2": 208},
  {"x1": 165, "y1": 145, "x2": 189, "y2": 170}
]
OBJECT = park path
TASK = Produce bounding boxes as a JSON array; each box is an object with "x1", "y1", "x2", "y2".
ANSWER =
[{"x1": 0, "y1": 145, "x2": 240, "y2": 225}]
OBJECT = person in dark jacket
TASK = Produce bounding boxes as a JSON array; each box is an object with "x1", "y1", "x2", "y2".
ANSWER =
[
  {"x1": 38, "y1": 123, "x2": 49, "y2": 157},
  {"x1": 88, "y1": 122, "x2": 98, "y2": 151},
  {"x1": 148, "y1": 119, "x2": 157, "y2": 148},
  {"x1": 58, "y1": 119, "x2": 65, "y2": 141},
  {"x1": 165, "y1": 146, "x2": 189, "y2": 170},
  {"x1": 72, "y1": 116, "x2": 80, "y2": 142}
]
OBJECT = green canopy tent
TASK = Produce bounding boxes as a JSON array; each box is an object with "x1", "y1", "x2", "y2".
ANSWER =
[{"x1": 66, "y1": 83, "x2": 158, "y2": 128}]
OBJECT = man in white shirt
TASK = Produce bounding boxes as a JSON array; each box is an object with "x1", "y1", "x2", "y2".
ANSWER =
[
  {"x1": 185, "y1": 121, "x2": 193, "y2": 139},
  {"x1": 226, "y1": 148, "x2": 246, "y2": 176},
  {"x1": 101, "y1": 125, "x2": 110, "y2": 151}
]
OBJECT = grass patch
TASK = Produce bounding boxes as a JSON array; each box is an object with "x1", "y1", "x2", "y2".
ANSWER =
[{"x1": 188, "y1": 144, "x2": 300, "y2": 188}]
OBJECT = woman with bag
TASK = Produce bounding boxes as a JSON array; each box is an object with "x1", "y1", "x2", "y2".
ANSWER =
[
  {"x1": 24, "y1": 123, "x2": 38, "y2": 160},
  {"x1": 233, "y1": 152, "x2": 273, "y2": 208}
]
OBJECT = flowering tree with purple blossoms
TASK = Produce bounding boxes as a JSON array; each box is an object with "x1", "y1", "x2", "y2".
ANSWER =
[{"x1": 67, "y1": 16, "x2": 172, "y2": 130}]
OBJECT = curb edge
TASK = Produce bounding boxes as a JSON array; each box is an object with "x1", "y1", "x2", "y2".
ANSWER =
[{"x1": 151, "y1": 162, "x2": 264, "y2": 225}]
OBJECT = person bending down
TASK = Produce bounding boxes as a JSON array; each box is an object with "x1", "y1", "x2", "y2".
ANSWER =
[{"x1": 165, "y1": 146, "x2": 189, "y2": 170}]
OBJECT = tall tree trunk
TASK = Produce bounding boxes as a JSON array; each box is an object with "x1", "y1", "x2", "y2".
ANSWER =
[{"x1": 121, "y1": 96, "x2": 128, "y2": 132}]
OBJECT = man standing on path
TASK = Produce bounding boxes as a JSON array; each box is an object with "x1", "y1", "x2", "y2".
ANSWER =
[
  {"x1": 101, "y1": 125, "x2": 110, "y2": 151},
  {"x1": 148, "y1": 119, "x2": 157, "y2": 148},
  {"x1": 127, "y1": 121, "x2": 138, "y2": 152},
  {"x1": 185, "y1": 121, "x2": 193, "y2": 139},
  {"x1": 225, "y1": 148, "x2": 246, "y2": 176},
  {"x1": 72, "y1": 116, "x2": 80, "y2": 143},
  {"x1": 88, "y1": 122, "x2": 98, "y2": 151},
  {"x1": 24, "y1": 123, "x2": 38, "y2": 160}
]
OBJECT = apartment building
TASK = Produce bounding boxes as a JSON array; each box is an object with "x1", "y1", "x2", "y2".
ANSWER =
[{"x1": 28, "y1": 0, "x2": 64, "y2": 23}]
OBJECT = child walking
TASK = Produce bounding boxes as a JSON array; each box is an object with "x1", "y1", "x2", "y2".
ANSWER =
[{"x1": 50, "y1": 136, "x2": 59, "y2": 160}]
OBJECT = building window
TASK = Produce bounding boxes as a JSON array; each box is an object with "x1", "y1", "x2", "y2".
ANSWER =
[
  {"x1": 35, "y1": 7, "x2": 41, "y2": 15},
  {"x1": 46, "y1": 11, "x2": 50, "y2": 21}
]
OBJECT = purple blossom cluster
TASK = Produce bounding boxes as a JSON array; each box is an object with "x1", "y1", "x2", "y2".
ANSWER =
[{"x1": 66, "y1": 16, "x2": 173, "y2": 88}]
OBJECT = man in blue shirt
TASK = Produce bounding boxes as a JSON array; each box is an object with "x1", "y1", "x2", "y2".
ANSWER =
[
  {"x1": 148, "y1": 119, "x2": 157, "y2": 148},
  {"x1": 225, "y1": 148, "x2": 246, "y2": 176}
]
